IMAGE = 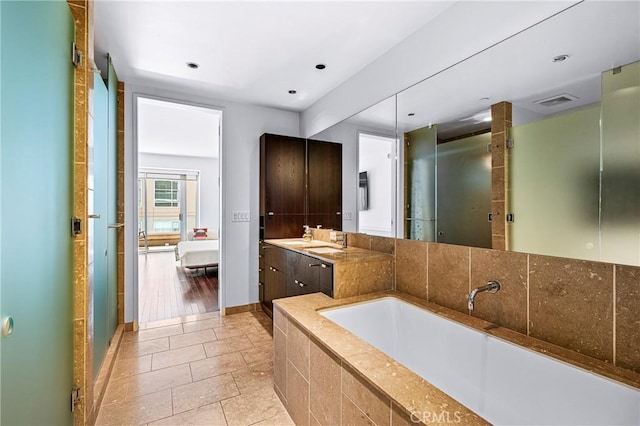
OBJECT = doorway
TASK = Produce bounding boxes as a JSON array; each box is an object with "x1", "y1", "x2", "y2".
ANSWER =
[
  {"x1": 135, "y1": 96, "x2": 222, "y2": 324},
  {"x1": 357, "y1": 132, "x2": 396, "y2": 237}
]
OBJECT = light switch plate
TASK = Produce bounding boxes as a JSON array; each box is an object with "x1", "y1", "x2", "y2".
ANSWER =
[
  {"x1": 232, "y1": 211, "x2": 250, "y2": 222},
  {"x1": 343, "y1": 212, "x2": 353, "y2": 220}
]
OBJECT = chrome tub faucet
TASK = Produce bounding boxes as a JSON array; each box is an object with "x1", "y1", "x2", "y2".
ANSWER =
[{"x1": 468, "y1": 280, "x2": 501, "y2": 310}]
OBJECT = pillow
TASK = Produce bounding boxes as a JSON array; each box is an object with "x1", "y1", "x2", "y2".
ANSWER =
[{"x1": 193, "y1": 227, "x2": 208, "y2": 238}]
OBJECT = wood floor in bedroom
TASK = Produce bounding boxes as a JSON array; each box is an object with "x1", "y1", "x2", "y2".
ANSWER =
[{"x1": 139, "y1": 251, "x2": 219, "y2": 324}]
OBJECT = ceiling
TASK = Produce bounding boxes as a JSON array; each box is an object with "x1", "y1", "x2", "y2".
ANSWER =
[
  {"x1": 137, "y1": 97, "x2": 221, "y2": 158},
  {"x1": 94, "y1": 1, "x2": 453, "y2": 112},
  {"x1": 346, "y1": 0, "x2": 640, "y2": 140}
]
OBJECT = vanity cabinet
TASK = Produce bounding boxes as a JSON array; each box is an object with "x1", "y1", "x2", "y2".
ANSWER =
[
  {"x1": 286, "y1": 250, "x2": 333, "y2": 298},
  {"x1": 261, "y1": 244, "x2": 287, "y2": 317},
  {"x1": 260, "y1": 242, "x2": 334, "y2": 317}
]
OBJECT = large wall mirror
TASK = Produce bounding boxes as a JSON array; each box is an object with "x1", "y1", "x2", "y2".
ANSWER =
[{"x1": 312, "y1": 1, "x2": 640, "y2": 267}]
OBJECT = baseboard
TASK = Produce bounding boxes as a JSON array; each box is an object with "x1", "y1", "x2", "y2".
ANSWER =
[
  {"x1": 224, "y1": 302, "x2": 261, "y2": 316},
  {"x1": 90, "y1": 324, "x2": 125, "y2": 424},
  {"x1": 124, "y1": 321, "x2": 135, "y2": 332}
]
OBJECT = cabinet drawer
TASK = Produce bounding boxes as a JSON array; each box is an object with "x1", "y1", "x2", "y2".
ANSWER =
[
  {"x1": 286, "y1": 274, "x2": 319, "y2": 297},
  {"x1": 264, "y1": 244, "x2": 287, "y2": 272}
]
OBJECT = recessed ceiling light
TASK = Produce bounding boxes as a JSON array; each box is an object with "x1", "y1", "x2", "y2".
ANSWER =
[
  {"x1": 552, "y1": 54, "x2": 569, "y2": 63},
  {"x1": 186, "y1": 62, "x2": 199, "y2": 69},
  {"x1": 288, "y1": 90, "x2": 297, "y2": 94},
  {"x1": 315, "y1": 64, "x2": 326, "y2": 70},
  {"x1": 408, "y1": 113, "x2": 415, "y2": 117}
]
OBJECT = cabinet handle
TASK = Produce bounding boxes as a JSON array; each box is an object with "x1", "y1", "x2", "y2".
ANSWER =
[
  {"x1": 295, "y1": 280, "x2": 306, "y2": 287},
  {"x1": 321, "y1": 264, "x2": 328, "y2": 269},
  {"x1": 309, "y1": 263, "x2": 321, "y2": 268},
  {"x1": 336, "y1": 212, "x2": 341, "y2": 215},
  {"x1": 268, "y1": 212, "x2": 274, "y2": 216},
  {"x1": 258, "y1": 268, "x2": 263, "y2": 272}
]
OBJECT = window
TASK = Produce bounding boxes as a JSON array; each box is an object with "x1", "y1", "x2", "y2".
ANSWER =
[
  {"x1": 152, "y1": 220, "x2": 180, "y2": 233},
  {"x1": 154, "y1": 180, "x2": 179, "y2": 207}
]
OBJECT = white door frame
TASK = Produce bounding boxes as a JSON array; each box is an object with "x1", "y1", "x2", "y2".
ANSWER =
[{"x1": 128, "y1": 92, "x2": 223, "y2": 328}]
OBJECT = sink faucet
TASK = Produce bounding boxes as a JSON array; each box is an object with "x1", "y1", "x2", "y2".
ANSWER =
[{"x1": 468, "y1": 280, "x2": 501, "y2": 310}]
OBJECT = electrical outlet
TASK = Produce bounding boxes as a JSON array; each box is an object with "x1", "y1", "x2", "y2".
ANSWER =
[
  {"x1": 232, "y1": 211, "x2": 250, "y2": 222},
  {"x1": 343, "y1": 212, "x2": 353, "y2": 220}
]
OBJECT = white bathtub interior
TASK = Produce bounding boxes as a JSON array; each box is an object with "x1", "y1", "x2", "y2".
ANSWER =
[{"x1": 320, "y1": 297, "x2": 640, "y2": 426}]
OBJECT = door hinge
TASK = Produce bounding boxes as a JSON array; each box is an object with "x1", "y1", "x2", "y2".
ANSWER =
[
  {"x1": 71, "y1": 43, "x2": 82, "y2": 68},
  {"x1": 71, "y1": 386, "x2": 81, "y2": 412}
]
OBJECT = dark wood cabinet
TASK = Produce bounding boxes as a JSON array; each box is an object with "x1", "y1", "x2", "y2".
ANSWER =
[
  {"x1": 308, "y1": 139, "x2": 342, "y2": 230},
  {"x1": 260, "y1": 134, "x2": 306, "y2": 216},
  {"x1": 286, "y1": 250, "x2": 333, "y2": 298},
  {"x1": 259, "y1": 133, "x2": 342, "y2": 240},
  {"x1": 262, "y1": 244, "x2": 287, "y2": 316}
]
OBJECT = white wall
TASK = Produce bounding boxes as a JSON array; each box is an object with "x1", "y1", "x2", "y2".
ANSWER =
[
  {"x1": 313, "y1": 120, "x2": 395, "y2": 233},
  {"x1": 300, "y1": 1, "x2": 578, "y2": 137},
  {"x1": 125, "y1": 82, "x2": 299, "y2": 322},
  {"x1": 358, "y1": 134, "x2": 394, "y2": 236},
  {"x1": 138, "y1": 153, "x2": 220, "y2": 230}
]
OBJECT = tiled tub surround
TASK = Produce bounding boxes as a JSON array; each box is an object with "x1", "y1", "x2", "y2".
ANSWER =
[
  {"x1": 395, "y1": 239, "x2": 640, "y2": 374},
  {"x1": 274, "y1": 292, "x2": 640, "y2": 426},
  {"x1": 322, "y1": 297, "x2": 640, "y2": 425}
]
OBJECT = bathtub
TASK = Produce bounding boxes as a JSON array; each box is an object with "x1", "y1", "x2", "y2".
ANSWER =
[{"x1": 320, "y1": 297, "x2": 640, "y2": 425}]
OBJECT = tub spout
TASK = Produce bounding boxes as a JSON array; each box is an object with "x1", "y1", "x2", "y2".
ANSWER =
[{"x1": 468, "y1": 280, "x2": 501, "y2": 310}]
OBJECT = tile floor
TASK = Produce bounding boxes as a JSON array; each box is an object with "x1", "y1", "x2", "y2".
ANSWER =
[{"x1": 96, "y1": 311, "x2": 294, "y2": 426}]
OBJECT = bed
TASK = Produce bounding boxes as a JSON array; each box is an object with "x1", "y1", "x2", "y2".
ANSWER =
[{"x1": 175, "y1": 239, "x2": 219, "y2": 270}]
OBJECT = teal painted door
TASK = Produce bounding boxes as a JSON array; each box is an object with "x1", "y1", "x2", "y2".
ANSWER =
[
  {"x1": 93, "y1": 71, "x2": 109, "y2": 378},
  {"x1": 93, "y1": 58, "x2": 119, "y2": 378},
  {"x1": 1, "y1": 1, "x2": 75, "y2": 424}
]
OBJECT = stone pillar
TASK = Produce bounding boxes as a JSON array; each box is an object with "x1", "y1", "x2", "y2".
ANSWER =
[
  {"x1": 490, "y1": 101, "x2": 512, "y2": 250},
  {"x1": 67, "y1": 0, "x2": 93, "y2": 424}
]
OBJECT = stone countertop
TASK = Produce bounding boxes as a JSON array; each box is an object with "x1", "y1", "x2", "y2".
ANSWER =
[
  {"x1": 274, "y1": 290, "x2": 640, "y2": 425},
  {"x1": 263, "y1": 238, "x2": 393, "y2": 265}
]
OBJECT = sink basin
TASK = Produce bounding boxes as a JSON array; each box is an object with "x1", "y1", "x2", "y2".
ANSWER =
[
  {"x1": 308, "y1": 247, "x2": 343, "y2": 255},
  {"x1": 280, "y1": 240, "x2": 327, "y2": 247}
]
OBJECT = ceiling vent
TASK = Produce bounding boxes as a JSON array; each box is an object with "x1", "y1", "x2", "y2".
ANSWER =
[{"x1": 533, "y1": 93, "x2": 578, "y2": 107}]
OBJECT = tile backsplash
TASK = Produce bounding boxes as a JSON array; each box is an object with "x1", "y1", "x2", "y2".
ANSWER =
[{"x1": 353, "y1": 233, "x2": 640, "y2": 375}]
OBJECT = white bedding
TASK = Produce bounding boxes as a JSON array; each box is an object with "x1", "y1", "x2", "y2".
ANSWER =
[{"x1": 176, "y1": 240, "x2": 219, "y2": 268}]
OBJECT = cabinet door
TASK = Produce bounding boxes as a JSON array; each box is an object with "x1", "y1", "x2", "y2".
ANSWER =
[
  {"x1": 261, "y1": 134, "x2": 306, "y2": 215},
  {"x1": 308, "y1": 140, "x2": 342, "y2": 229},
  {"x1": 265, "y1": 268, "x2": 285, "y2": 310},
  {"x1": 263, "y1": 214, "x2": 306, "y2": 239},
  {"x1": 318, "y1": 263, "x2": 334, "y2": 297}
]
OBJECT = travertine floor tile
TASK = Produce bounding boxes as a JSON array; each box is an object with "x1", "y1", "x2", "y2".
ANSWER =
[
  {"x1": 203, "y1": 335, "x2": 254, "y2": 358},
  {"x1": 182, "y1": 318, "x2": 224, "y2": 334},
  {"x1": 214, "y1": 324, "x2": 262, "y2": 340},
  {"x1": 190, "y1": 352, "x2": 248, "y2": 381},
  {"x1": 111, "y1": 354, "x2": 152, "y2": 380},
  {"x1": 172, "y1": 373, "x2": 240, "y2": 414},
  {"x1": 119, "y1": 337, "x2": 170, "y2": 359},
  {"x1": 240, "y1": 345, "x2": 273, "y2": 367},
  {"x1": 124, "y1": 324, "x2": 184, "y2": 343},
  {"x1": 221, "y1": 386, "x2": 292, "y2": 426},
  {"x1": 170, "y1": 329, "x2": 217, "y2": 349},
  {"x1": 125, "y1": 364, "x2": 192, "y2": 398},
  {"x1": 152, "y1": 344, "x2": 206, "y2": 370},
  {"x1": 96, "y1": 389, "x2": 173, "y2": 426},
  {"x1": 246, "y1": 328, "x2": 273, "y2": 346},
  {"x1": 149, "y1": 402, "x2": 227, "y2": 425},
  {"x1": 99, "y1": 313, "x2": 276, "y2": 426},
  {"x1": 231, "y1": 361, "x2": 273, "y2": 394}
]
